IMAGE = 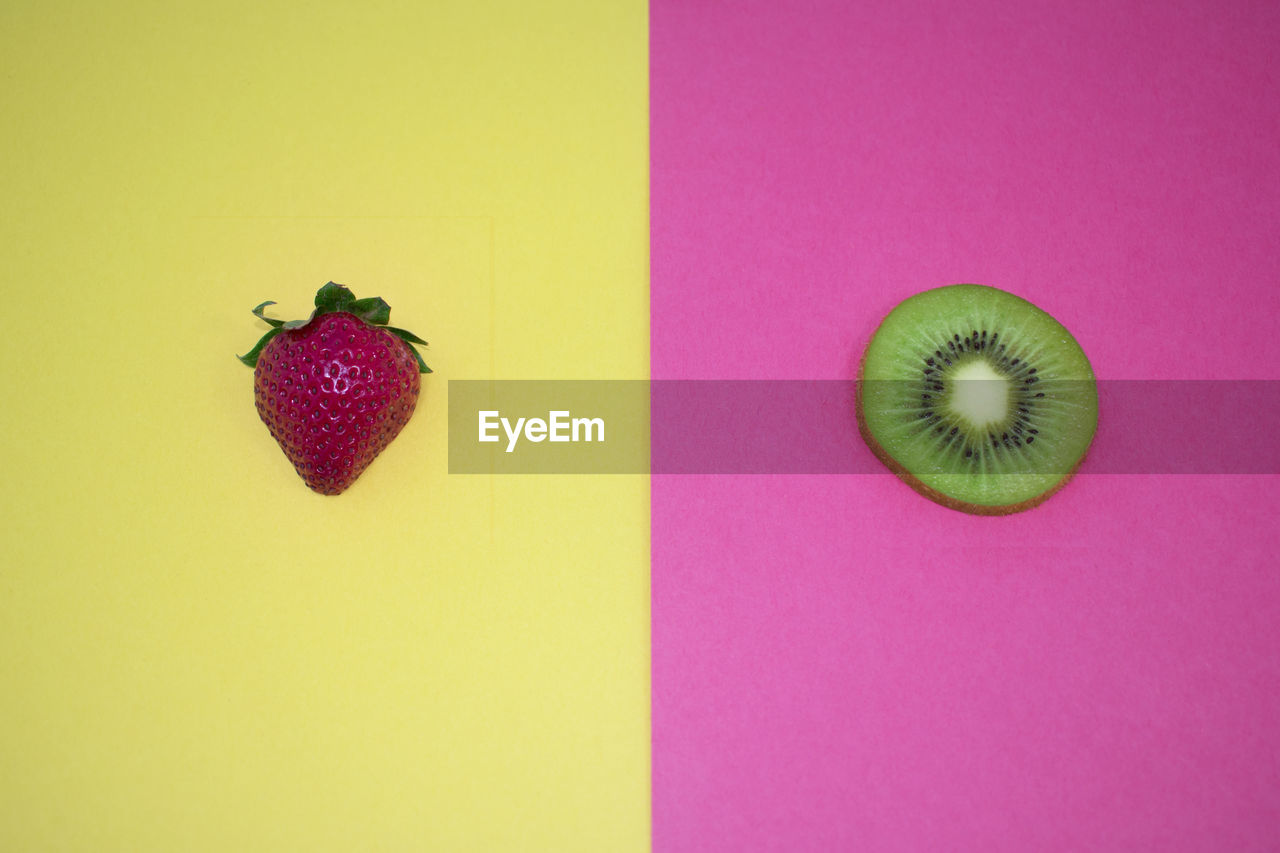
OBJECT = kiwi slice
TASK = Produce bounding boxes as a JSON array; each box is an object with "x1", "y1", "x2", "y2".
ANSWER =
[{"x1": 856, "y1": 284, "x2": 1097, "y2": 514}]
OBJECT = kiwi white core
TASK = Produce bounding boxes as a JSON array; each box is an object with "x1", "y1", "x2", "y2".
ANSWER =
[{"x1": 946, "y1": 360, "x2": 1009, "y2": 428}]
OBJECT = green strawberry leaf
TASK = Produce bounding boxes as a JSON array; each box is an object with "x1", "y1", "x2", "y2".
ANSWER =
[
  {"x1": 314, "y1": 282, "x2": 356, "y2": 314},
  {"x1": 386, "y1": 326, "x2": 428, "y2": 345},
  {"x1": 406, "y1": 345, "x2": 433, "y2": 374},
  {"x1": 350, "y1": 297, "x2": 391, "y2": 325},
  {"x1": 237, "y1": 327, "x2": 282, "y2": 367},
  {"x1": 251, "y1": 301, "x2": 284, "y2": 328},
  {"x1": 241, "y1": 283, "x2": 432, "y2": 373},
  {"x1": 387, "y1": 327, "x2": 432, "y2": 373}
]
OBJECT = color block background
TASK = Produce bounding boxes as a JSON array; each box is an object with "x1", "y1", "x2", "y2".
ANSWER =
[
  {"x1": 0, "y1": 2, "x2": 648, "y2": 850},
  {"x1": 6, "y1": 1, "x2": 1280, "y2": 849},
  {"x1": 651, "y1": 1, "x2": 1280, "y2": 850}
]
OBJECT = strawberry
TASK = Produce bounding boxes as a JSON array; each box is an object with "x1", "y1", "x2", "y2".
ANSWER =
[{"x1": 238, "y1": 282, "x2": 431, "y2": 495}]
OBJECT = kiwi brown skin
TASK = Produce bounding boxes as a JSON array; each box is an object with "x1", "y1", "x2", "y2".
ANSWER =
[{"x1": 854, "y1": 328, "x2": 1092, "y2": 516}]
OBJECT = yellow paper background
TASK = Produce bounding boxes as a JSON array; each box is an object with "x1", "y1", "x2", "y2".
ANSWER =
[{"x1": 0, "y1": 2, "x2": 649, "y2": 850}]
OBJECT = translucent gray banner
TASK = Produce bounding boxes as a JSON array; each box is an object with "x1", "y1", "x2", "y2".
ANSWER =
[{"x1": 447, "y1": 380, "x2": 1280, "y2": 474}]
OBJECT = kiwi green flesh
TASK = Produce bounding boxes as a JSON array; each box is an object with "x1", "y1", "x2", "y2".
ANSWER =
[{"x1": 858, "y1": 284, "x2": 1098, "y2": 512}]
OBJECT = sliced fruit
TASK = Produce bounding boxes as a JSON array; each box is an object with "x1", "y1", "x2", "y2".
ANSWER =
[{"x1": 856, "y1": 284, "x2": 1097, "y2": 514}]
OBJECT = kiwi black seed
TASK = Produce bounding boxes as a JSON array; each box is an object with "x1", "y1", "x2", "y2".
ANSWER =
[{"x1": 856, "y1": 284, "x2": 1098, "y2": 514}]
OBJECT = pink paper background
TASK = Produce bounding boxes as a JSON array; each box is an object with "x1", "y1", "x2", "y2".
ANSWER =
[{"x1": 650, "y1": 1, "x2": 1280, "y2": 850}]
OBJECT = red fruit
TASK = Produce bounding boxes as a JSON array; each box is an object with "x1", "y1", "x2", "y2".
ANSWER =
[{"x1": 238, "y1": 282, "x2": 431, "y2": 495}]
